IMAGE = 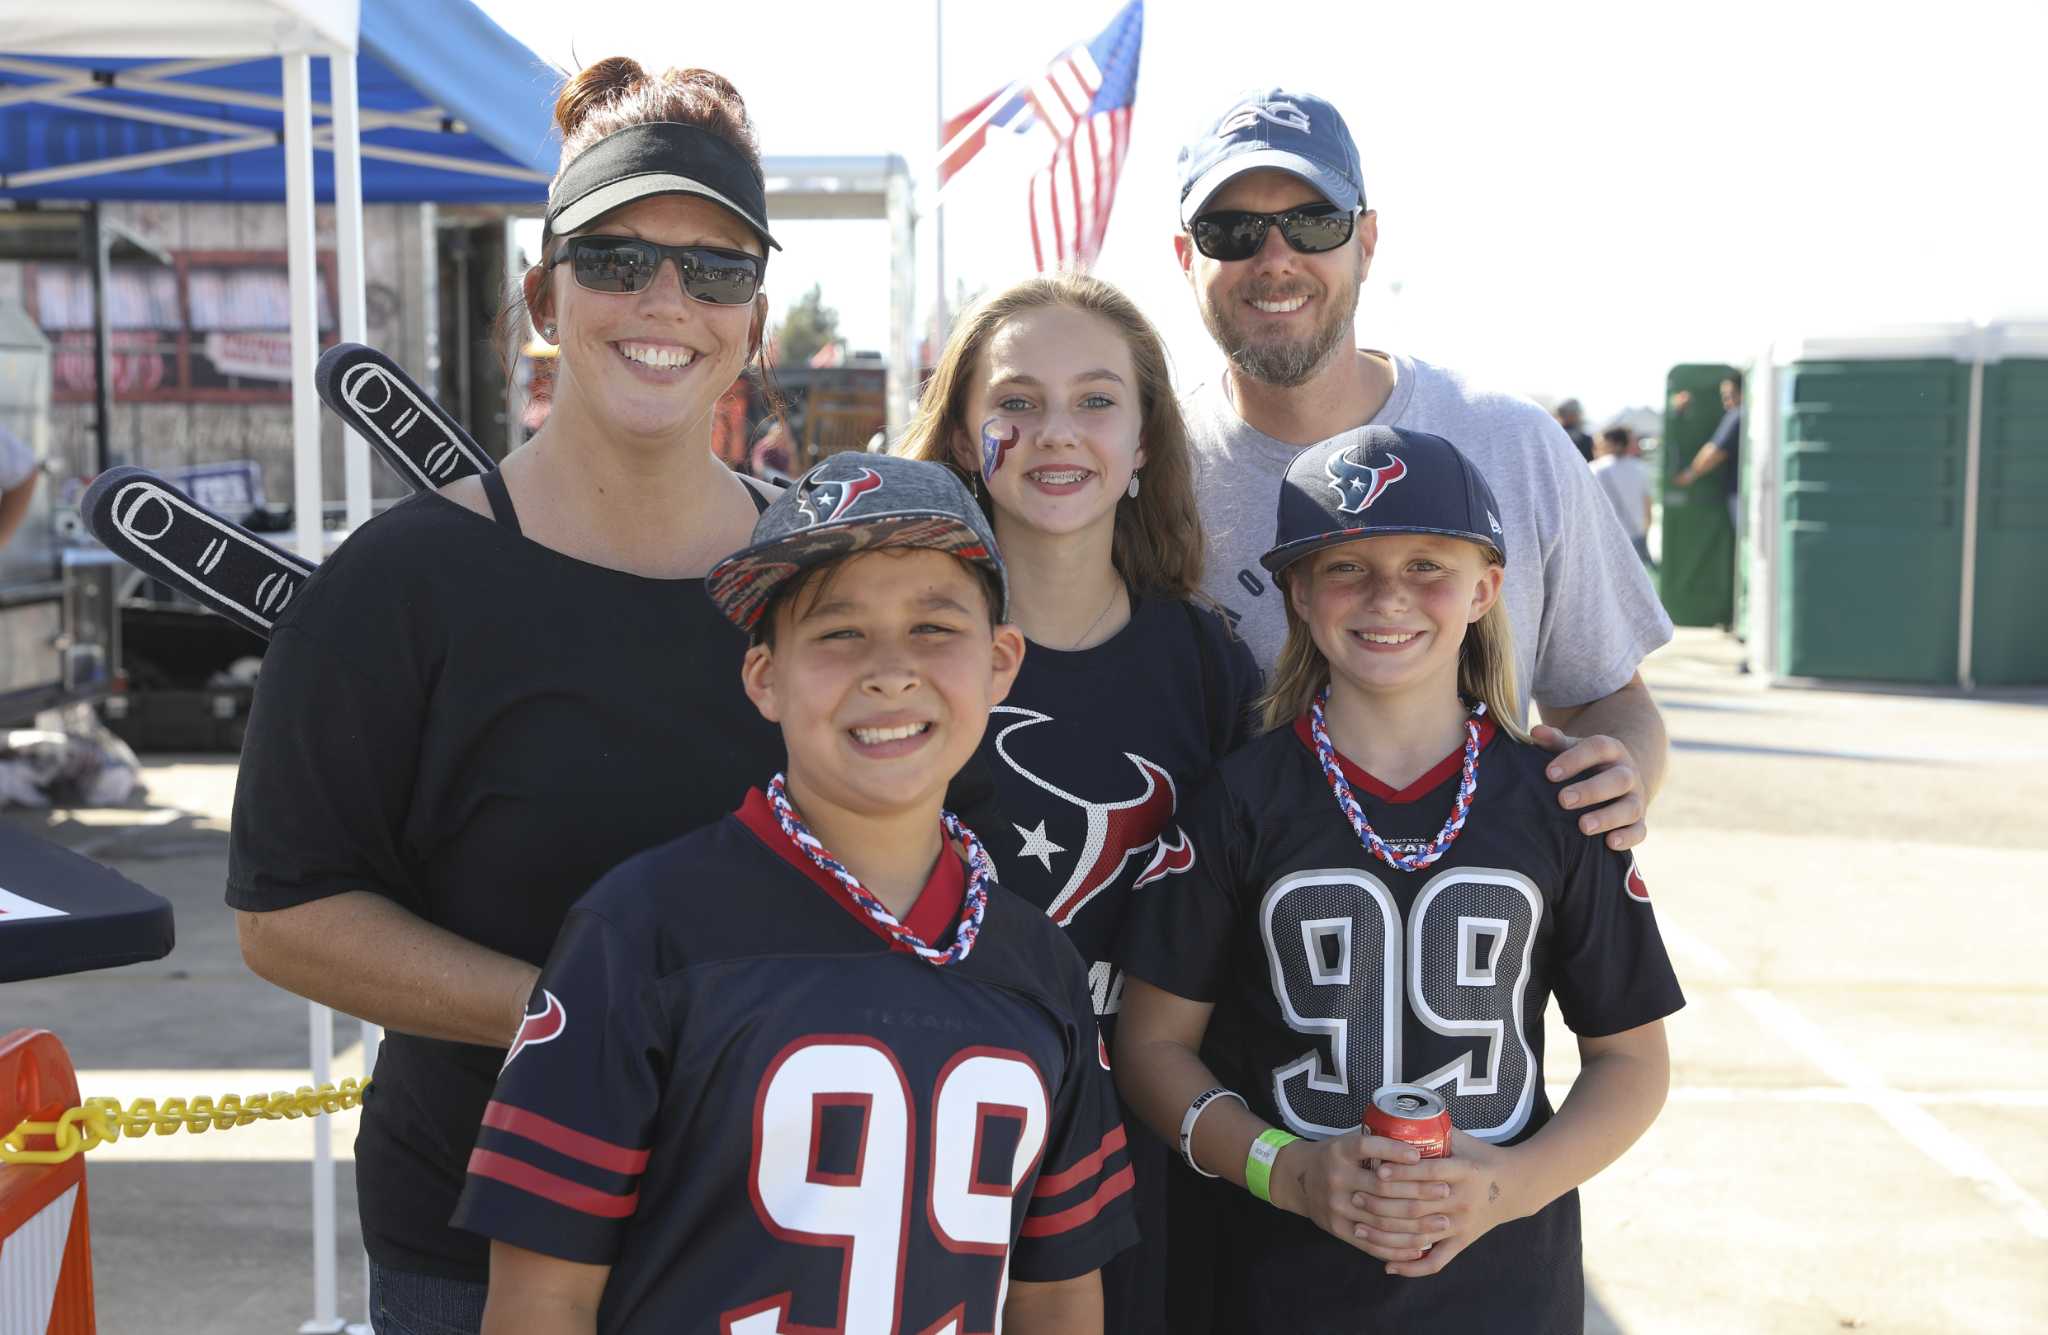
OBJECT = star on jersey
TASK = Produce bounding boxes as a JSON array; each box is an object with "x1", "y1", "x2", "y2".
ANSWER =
[{"x1": 1013, "y1": 819, "x2": 1067, "y2": 873}]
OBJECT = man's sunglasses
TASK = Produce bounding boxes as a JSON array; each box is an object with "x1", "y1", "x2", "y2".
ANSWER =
[
  {"x1": 1189, "y1": 204, "x2": 1356, "y2": 262},
  {"x1": 548, "y1": 236, "x2": 764, "y2": 305}
]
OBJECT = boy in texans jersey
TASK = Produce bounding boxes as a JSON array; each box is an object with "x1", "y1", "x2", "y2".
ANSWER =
[{"x1": 453, "y1": 454, "x2": 1136, "y2": 1333}]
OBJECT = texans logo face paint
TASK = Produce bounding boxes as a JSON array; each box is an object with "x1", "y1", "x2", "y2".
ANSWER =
[
  {"x1": 797, "y1": 467, "x2": 883, "y2": 526},
  {"x1": 1326, "y1": 449, "x2": 1407, "y2": 515},
  {"x1": 992, "y1": 707, "x2": 1180, "y2": 926},
  {"x1": 502, "y1": 989, "x2": 566, "y2": 1070},
  {"x1": 1625, "y1": 855, "x2": 1651, "y2": 903},
  {"x1": 980, "y1": 418, "x2": 1019, "y2": 483}
]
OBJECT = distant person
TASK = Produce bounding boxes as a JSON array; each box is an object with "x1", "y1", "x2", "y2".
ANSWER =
[
  {"x1": 0, "y1": 424, "x2": 40, "y2": 552},
  {"x1": 1171, "y1": 86, "x2": 1672, "y2": 853},
  {"x1": 1675, "y1": 374, "x2": 1743, "y2": 526},
  {"x1": 1591, "y1": 426, "x2": 1654, "y2": 567},
  {"x1": 1553, "y1": 398, "x2": 1594, "y2": 462}
]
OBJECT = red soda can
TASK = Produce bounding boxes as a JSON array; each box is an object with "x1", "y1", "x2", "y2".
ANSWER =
[{"x1": 1364, "y1": 1084, "x2": 1452, "y2": 1159}]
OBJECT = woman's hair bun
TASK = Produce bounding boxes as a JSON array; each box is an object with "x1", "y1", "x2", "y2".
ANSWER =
[{"x1": 553, "y1": 56, "x2": 648, "y2": 138}]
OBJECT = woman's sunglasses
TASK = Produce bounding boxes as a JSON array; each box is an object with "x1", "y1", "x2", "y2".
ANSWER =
[
  {"x1": 548, "y1": 236, "x2": 765, "y2": 306},
  {"x1": 1188, "y1": 204, "x2": 1356, "y2": 262}
]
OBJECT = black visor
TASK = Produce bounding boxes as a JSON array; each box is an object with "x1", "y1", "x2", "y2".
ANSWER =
[{"x1": 546, "y1": 121, "x2": 780, "y2": 251}]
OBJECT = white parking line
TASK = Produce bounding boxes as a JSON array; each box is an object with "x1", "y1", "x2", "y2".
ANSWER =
[
  {"x1": 1662, "y1": 924, "x2": 2048, "y2": 1242},
  {"x1": 1666, "y1": 1087, "x2": 2048, "y2": 1108}
]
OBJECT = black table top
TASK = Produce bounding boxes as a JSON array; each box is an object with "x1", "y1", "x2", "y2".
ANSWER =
[{"x1": 0, "y1": 827, "x2": 175, "y2": 982}]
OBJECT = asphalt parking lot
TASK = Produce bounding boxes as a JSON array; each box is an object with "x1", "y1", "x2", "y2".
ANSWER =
[{"x1": 5, "y1": 627, "x2": 2045, "y2": 1333}]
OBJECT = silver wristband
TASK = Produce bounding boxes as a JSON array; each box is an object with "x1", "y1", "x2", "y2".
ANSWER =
[{"x1": 1179, "y1": 1086, "x2": 1247, "y2": 1177}]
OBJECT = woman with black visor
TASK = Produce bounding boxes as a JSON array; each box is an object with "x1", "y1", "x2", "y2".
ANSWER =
[{"x1": 225, "y1": 58, "x2": 792, "y2": 1333}]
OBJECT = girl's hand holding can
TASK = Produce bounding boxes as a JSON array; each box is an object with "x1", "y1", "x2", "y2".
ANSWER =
[
  {"x1": 1268, "y1": 1131, "x2": 1438, "y2": 1263},
  {"x1": 1360, "y1": 1129, "x2": 1525, "y2": 1277}
]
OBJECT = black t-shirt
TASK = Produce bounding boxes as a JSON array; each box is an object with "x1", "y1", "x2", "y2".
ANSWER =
[
  {"x1": 971, "y1": 593, "x2": 1259, "y2": 1335},
  {"x1": 451, "y1": 791, "x2": 1137, "y2": 1332},
  {"x1": 1119, "y1": 719, "x2": 1684, "y2": 1334},
  {"x1": 226, "y1": 489, "x2": 785, "y2": 1280}
]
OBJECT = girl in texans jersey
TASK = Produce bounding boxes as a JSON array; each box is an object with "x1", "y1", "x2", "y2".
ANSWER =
[
  {"x1": 897, "y1": 274, "x2": 1261, "y2": 1334},
  {"x1": 453, "y1": 454, "x2": 1134, "y2": 1334},
  {"x1": 1116, "y1": 426, "x2": 1683, "y2": 1334}
]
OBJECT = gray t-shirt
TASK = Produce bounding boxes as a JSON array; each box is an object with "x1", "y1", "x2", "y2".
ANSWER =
[
  {"x1": 1184, "y1": 352, "x2": 1672, "y2": 715},
  {"x1": 1591, "y1": 454, "x2": 1654, "y2": 539}
]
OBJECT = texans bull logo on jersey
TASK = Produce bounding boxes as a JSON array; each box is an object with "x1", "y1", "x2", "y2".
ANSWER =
[
  {"x1": 991, "y1": 707, "x2": 1190, "y2": 926},
  {"x1": 796, "y1": 466, "x2": 882, "y2": 526},
  {"x1": 1625, "y1": 854, "x2": 1651, "y2": 902},
  {"x1": 1326, "y1": 447, "x2": 1407, "y2": 514},
  {"x1": 503, "y1": 989, "x2": 566, "y2": 1070}
]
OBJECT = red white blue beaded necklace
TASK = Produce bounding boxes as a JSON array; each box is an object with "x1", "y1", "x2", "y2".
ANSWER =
[
  {"x1": 1307, "y1": 686, "x2": 1485, "y2": 872},
  {"x1": 764, "y1": 772, "x2": 992, "y2": 966}
]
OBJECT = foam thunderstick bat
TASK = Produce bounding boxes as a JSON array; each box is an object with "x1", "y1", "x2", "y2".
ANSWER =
[
  {"x1": 83, "y1": 346, "x2": 490, "y2": 641},
  {"x1": 83, "y1": 466, "x2": 316, "y2": 640},
  {"x1": 315, "y1": 342, "x2": 495, "y2": 491}
]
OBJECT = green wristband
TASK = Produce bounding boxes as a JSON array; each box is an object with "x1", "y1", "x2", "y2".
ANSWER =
[{"x1": 1245, "y1": 1128, "x2": 1300, "y2": 1204}]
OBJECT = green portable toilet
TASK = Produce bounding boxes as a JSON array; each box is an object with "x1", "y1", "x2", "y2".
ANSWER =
[
  {"x1": 1970, "y1": 324, "x2": 2048, "y2": 686},
  {"x1": 1744, "y1": 322, "x2": 2048, "y2": 688},
  {"x1": 1658, "y1": 363, "x2": 1740, "y2": 626}
]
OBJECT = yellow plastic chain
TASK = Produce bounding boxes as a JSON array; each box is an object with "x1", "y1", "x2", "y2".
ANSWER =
[{"x1": 0, "y1": 1078, "x2": 370, "y2": 1166}]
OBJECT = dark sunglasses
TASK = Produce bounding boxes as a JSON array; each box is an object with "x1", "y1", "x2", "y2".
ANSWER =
[
  {"x1": 548, "y1": 235, "x2": 765, "y2": 305},
  {"x1": 1189, "y1": 204, "x2": 1356, "y2": 262}
]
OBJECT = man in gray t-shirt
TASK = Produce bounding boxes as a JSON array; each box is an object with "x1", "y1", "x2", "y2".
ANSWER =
[{"x1": 1173, "y1": 87, "x2": 1673, "y2": 848}]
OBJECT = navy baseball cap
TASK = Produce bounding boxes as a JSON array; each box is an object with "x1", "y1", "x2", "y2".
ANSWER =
[
  {"x1": 1179, "y1": 88, "x2": 1365, "y2": 226},
  {"x1": 1260, "y1": 427, "x2": 1507, "y2": 575},
  {"x1": 708, "y1": 453, "x2": 1008, "y2": 632}
]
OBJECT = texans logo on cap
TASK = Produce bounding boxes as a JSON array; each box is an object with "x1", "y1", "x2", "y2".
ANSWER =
[
  {"x1": 1326, "y1": 448, "x2": 1407, "y2": 515},
  {"x1": 1219, "y1": 98, "x2": 1312, "y2": 135},
  {"x1": 797, "y1": 467, "x2": 883, "y2": 526}
]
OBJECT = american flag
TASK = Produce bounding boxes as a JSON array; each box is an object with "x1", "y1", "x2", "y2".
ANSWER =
[{"x1": 937, "y1": 1, "x2": 1143, "y2": 273}]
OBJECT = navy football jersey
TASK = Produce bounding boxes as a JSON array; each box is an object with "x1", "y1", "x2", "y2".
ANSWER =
[
  {"x1": 1119, "y1": 718, "x2": 1684, "y2": 1335},
  {"x1": 453, "y1": 790, "x2": 1137, "y2": 1333},
  {"x1": 977, "y1": 595, "x2": 1259, "y2": 1025},
  {"x1": 970, "y1": 594, "x2": 1258, "y2": 1335}
]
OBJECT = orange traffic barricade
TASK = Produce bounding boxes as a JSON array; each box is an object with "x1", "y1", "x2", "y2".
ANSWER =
[{"x1": 0, "y1": 1028, "x2": 95, "y2": 1335}]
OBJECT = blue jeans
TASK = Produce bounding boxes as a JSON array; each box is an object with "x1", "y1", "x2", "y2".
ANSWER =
[{"x1": 368, "y1": 1260, "x2": 489, "y2": 1335}]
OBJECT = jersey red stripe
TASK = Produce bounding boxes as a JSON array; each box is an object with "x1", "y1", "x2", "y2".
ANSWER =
[
  {"x1": 1017, "y1": 1162, "x2": 1134, "y2": 1237},
  {"x1": 466, "y1": 1147, "x2": 640, "y2": 1219},
  {"x1": 481, "y1": 1100, "x2": 651, "y2": 1174},
  {"x1": 1031, "y1": 1123, "x2": 1127, "y2": 1197}
]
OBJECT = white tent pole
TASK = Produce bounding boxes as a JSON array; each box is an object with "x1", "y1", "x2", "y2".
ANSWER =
[
  {"x1": 888, "y1": 163, "x2": 917, "y2": 443},
  {"x1": 4, "y1": 136, "x2": 274, "y2": 188},
  {"x1": 283, "y1": 49, "x2": 345, "y2": 1335},
  {"x1": 109, "y1": 74, "x2": 454, "y2": 133},
  {"x1": 328, "y1": 56, "x2": 380, "y2": 1322},
  {"x1": 330, "y1": 52, "x2": 371, "y2": 532}
]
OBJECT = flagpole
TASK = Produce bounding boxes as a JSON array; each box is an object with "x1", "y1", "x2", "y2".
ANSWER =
[{"x1": 933, "y1": 0, "x2": 948, "y2": 345}]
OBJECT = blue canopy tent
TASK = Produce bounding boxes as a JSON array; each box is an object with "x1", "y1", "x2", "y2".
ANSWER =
[
  {"x1": 2, "y1": 6, "x2": 556, "y2": 1328},
  {"x1": 3, "y1": 0, "x2": 555, "y2": 560}
]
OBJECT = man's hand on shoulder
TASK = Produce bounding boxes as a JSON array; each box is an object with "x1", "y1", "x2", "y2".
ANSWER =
[
  {"x1": 1530, "y1": 725, "x2": 1646, "y2": 851},
  {"x1": 1532, "y1": 673, "x2": 1666, "y2": 852}
]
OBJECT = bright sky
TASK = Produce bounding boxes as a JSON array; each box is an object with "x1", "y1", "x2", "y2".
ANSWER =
[{"x1": 480, "y1": 0, "x2": 2048, "y2": 424}]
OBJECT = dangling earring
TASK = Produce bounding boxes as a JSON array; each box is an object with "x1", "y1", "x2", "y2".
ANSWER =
[{"x1": 1126, "y1": 472, "x2": 1141, "y2": 499}]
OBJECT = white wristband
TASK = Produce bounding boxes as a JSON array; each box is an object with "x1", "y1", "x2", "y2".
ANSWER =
[{"x1": 1179, "y1": 1086, "x2": 1246, "y2": 1178}]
